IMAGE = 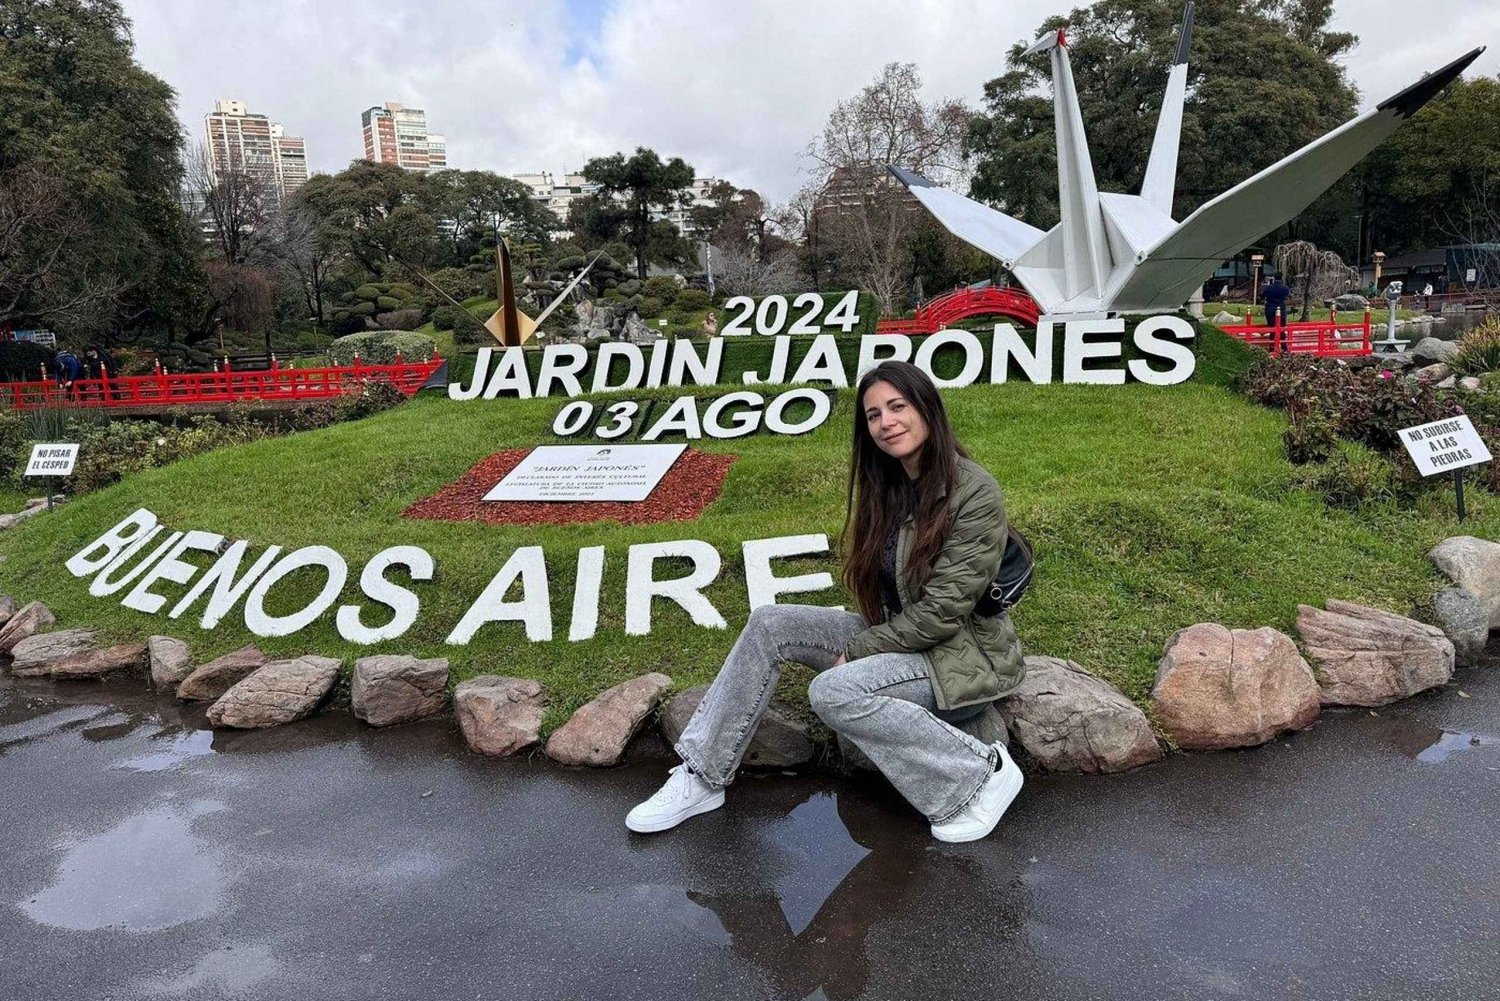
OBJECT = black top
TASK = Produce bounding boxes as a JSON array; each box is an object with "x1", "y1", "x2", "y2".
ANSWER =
[{"x1": 878, "y1": 479, "x2": 920, "y2": 616}]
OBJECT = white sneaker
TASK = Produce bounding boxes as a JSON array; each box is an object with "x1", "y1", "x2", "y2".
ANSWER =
[
  {"x1": 626, "y1": 764, "x2": 726, "y2": 833},
  {"x1": 930, "y1": 742, "x2": 1023, "y2": 843}
]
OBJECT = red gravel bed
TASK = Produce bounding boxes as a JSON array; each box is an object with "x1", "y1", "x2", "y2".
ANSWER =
[{"x1": 403, "y1": 447, "x2": 739, "y2": 526}]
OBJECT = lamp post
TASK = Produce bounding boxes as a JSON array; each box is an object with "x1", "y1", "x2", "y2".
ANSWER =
[
  {"x1": 1372, "y1": 250, "x2": 1385, "y2": 292},
  {"x1": 1250, "y1": 253, "x2": 1265, "y2": 306}
]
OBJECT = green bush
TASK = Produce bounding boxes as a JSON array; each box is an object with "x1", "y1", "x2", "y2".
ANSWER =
[
  {"x1": 675, "y1": 288, "x2": 711, "y2": 312},
  {"x1": 1453, "y1": 319, "x2": 1500, "y2": 375},
  {"x1": 1288, "y1": 442, "x2": 1404, "y2": 508},
  {"x1": 0, "y1": 408, "x2": 26, "y2": 479},
  {"x1": 0, "y1": 340, "x2": 54, "y2": 381},
  {"x1": 431, "y1": 306, "x2": 457, "y2": 331},
  {"x1": 642, "y1": 276, "x2": 679, "y2": 305},
  {"x1": 637, "y1": 296, "x2": 665, "y2": 319},
  {"x1": 327, "y1": 331, "x2": 436, "y2": 366},
  {"x1": 354, "y1": 284, "x2": 380, "y2": 299},
  {"x1": 617, "y1": 279, "x2": 642, "y2": 297},
  {"x1": 375, "y1": 295, "x2": 401, "y2": 310},
  {"x1": 1282, "y1": 411, "x2": 1338, "y2": 464},
  {"x1": 451, "y1": 311, "x2": 492, "y2": 347}
]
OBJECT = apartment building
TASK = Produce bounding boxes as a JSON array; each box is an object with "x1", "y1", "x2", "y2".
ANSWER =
[
  {"x1": 362, "y1": 103, "x2": 448, "y2": 172},
  {"x1": 203, "y1": 98, "x2": 308, "y2": 202}
]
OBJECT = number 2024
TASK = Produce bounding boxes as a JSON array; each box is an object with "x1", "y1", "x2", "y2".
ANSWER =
[{"x1": 718, "y1": 291, "x2": 860, "y2": 337}]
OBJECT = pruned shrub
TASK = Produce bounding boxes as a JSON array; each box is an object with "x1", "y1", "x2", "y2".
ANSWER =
[
  {"x1": 374, "y1": 308, "x2": 424, "y2": 331},
  {"x1": 675, "y1": 288, "x2": 711, "y2": 312},
  {"x1": 642, "y1": 275, "x2": 680, "y2": 305},
  {"x1": 327, "y1": 331, "x2": 436, "y2": 366},
  {"x1": 1452, "y1": 319, "x2": 1500, "y2": 375}
]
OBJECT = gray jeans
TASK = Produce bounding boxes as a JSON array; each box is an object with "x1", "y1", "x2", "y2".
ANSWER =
[{"x1": 674, "y1": 604, "x2": 997, "y2": 823}]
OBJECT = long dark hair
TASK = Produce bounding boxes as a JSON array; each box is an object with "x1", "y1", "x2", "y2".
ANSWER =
[{"x1": 840, "y1": 361, "x2": 967, "y2": 624}]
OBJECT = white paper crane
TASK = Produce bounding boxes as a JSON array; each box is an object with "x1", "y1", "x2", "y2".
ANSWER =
[{"x1": 891, "y1": 4, "x2": 1484, "y2": 318}]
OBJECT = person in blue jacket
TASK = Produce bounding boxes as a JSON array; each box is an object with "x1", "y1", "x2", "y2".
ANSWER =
[
  {"x1": 53, "y1": 350, "x2": 84, "y2": 396},
  {"x1": 1263, "y1": 272, "x2": 1293, "y2": 353}
]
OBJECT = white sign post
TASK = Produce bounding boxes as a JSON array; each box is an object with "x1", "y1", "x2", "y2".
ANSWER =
[
  {"x1": 1398, "y1": 415, "x2": 1492, "y2": 520},
  {"x1": 482, "y1": 444, "x2": 687, "y2": 503},
  {"x1": 24, "y1": 443, "x2": 78, "y2": 511}
]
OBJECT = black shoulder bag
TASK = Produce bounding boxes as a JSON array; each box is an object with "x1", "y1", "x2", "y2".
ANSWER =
[{"x1": 974, "y1": 526, "x2": 1034, "y2": 616}]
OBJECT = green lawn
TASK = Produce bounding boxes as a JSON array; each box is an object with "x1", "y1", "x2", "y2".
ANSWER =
[{"x1": 0, "y1": 367, "x2": 1489, "y2": 733}]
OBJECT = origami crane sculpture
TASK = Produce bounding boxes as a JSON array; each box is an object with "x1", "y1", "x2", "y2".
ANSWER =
[{"x1": 891, "y1": 4, "x2": 1485, "y2": 318}]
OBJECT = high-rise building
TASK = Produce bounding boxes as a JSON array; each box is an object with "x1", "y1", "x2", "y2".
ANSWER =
[
  {"x1": 203, "y1": 98, "x2": 308, "y2": 202},
  {"x1": 362, "y1": 103, "x2": 447, "y2": 172}
]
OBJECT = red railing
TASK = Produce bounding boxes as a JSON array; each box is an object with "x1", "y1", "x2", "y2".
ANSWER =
[
  {"x1": 877, "y1": 285, "x2": 1042, "y2": 334},
  {"x1": 1219, "y1": 312, "x2": 1372, "y2": 358},
  {"x1": 1, "y1": 355, "x2": 444, "y2": 411}
]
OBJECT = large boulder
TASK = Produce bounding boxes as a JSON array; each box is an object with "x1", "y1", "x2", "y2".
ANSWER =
[
  {"x1": 1297, "y1": 600, "x2": 1454, "y2": 706},
  {"x1": 660, "y1": 684, "x2": 815, "y2": 769},
  {"x1": 0, "y1": 601, "x2": 55, "y2": 654},
  {"x1": 206, "y1": 655, "x2": 341, "y2": 729},
  {"x1": 1414, "y1": 362, "x2": 1453, "y2": 384},
  {"x1": 176, "y1": 644, "x2": 267, "y2": 701},
  {"x1": 1002, "y1": 656, "x2": 1163, "y2": 771},
  {"x1": 41, "y1": 644, "x2": 147, "y2": 680},
  {"x1": 148, "y1": 636, "x2": 193, "y2": 690},
  {"x1": 547, "y1": 672, "x2": 674, "y2": 767},
  {"x1": 0, "y1": 506, "x2": 44, "y2": 530},
  {"x1": 1153, "y1": 624, "x2": 1321, "y2": 750},
  {"x1": 454, "y1": 676, "x2": 544, "y2": 757},
  {"x1": 9, "y1": 628, "x2": 99, "y2": 675},
  {"x1": 1332, "y1": 293, "x2": 1370, "y2": 312},
  {"x1": 351, "y1": 654, "x2": 450, "y2": 727},
  {"x1": 1433, "y1": 587, "x2": 1489, "y2": 667},
  {"x1": 1429, "y1": 536, "x2": 1500, "y2": 628},
  {"x1": 0, "y1": 594, "x2": 15, "y2": 627},
  {"x1": 1410, "y1": 336, "x2": 1460, "y2": 365}
]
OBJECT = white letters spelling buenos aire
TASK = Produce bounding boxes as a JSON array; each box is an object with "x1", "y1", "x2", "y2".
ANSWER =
[{"x1": 66, "y1": 509, "x2": 838, "y2": 645}]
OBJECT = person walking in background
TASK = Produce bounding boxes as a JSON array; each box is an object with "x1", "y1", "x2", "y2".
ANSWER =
[
  {"x1": 628, "y1": 360, "x2": 1026, "y2": 843},
  {"x1": 1263, "y1": 272, "x2": 1292, "y2": 354}
]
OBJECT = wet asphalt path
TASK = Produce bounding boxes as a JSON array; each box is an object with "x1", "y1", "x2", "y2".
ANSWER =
[{"x1": 0, "y1": 662, "x2": 1496, "y2": 1001}]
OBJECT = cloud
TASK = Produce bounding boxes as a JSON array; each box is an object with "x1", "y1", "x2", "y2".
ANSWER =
[{"x1": 122, "y1": 0, "x2": 1497, "y2": 204}]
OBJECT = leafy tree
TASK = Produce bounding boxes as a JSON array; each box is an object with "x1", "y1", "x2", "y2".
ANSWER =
[
  {"x1": 0, "y1": 0, "x2": 201, "y2": 343},
  {"x1": 581, "y1": 148, "x2": 695, "y2": 279},
  {"x1": 965, "y1": 0, "x2": 1358, "y2": 229},
  {"x1": 1360, "y1": 76, "x2": 1500, "y2": 256}
]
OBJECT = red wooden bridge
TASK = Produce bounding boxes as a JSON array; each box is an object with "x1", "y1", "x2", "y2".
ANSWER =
[
  {"x1": 1218, "y1": 312, "x2": 1372, "y2": 358},
  {"x1": 1, "y1": 355, "x2": 444, "y2": 411},
  {"x1": 876, "y1": 285, "x2": 1041, "y2": 334}
]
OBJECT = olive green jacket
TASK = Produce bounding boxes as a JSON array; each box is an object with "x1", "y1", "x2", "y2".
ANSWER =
[{"x1": 843, "y1": 457, "x2": 1026, "y2": 710}]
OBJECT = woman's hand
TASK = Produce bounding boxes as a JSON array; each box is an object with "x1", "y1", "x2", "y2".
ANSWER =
[{"x1": 833, "y1": 654, "x2": 847, "y2": 666}]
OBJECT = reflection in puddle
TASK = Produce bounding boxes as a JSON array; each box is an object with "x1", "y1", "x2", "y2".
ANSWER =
[
  {"x1": 20, "y1": 800, "x2": 226, "y2": 931},
  {"x1": 116, "y1": 729, "x2": 217, "y2": 772},
  {"x1": 133, "y1": 942, "x2": 281, "y2": 997},
  {"x1": 1370, "y1": 716, "x2": 1498, "y2": 763},
  {"x1": 1416, "y1": 730, "x2": 1498, "y2": 763},
  {"x1": 770, "y1": 793, "x2": 870, "y2": 935},
  {"x1": 0, "y1": 704, "x2": 111, "y2": 749}
]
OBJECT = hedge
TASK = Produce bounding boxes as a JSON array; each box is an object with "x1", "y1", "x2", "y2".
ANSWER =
[{"x1": 328, "y1": 331, "x2": 437, "y2": 366}]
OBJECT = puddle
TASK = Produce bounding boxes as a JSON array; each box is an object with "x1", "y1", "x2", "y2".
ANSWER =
[
  {"x1": 1369, "y1": 717, "x2": 1498, "y2": 763},
  {"x1": 768, "y1": 792, "x2": 871, "y2": 935},
  {"x1": 133, "y1": 942, "x2": 280, "y2": 997},
  {"x1": 0, "y1": 704, "x2": 112, "y2": 750},
  {"x1": 19, "y1": 800, "x2": 226, "y2": 931},
  {"x1": 1416, "y1": 730, "x2": 1498, "y2": 763},
  {"x1": 116, "y1": 728, "x2": 217, "y2": 772}
]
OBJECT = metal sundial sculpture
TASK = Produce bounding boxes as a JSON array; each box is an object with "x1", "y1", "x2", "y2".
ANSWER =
[{"x1": 891, "y1": 4, "x2": 1485, "y2": 318}]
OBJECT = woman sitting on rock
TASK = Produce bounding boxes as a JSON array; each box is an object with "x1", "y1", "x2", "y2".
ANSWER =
[{"x1": 627, "y1": 360, "x2": 1026, "y2": 842}]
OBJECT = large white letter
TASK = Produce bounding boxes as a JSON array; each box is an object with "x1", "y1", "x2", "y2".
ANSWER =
[
  {"x1": 668, "y1": 337, "x2": 724, "y2": 388},
  {"x1": 243, "y1": 546, "x2": 349, "y2": 638},
  {"x1": 90, "y1": 529, "x2": 180, "y2": 598},
  {"x1": 703, "y1": 391, "x2": 763, "y2": 439},
  {"x1": 788, "y1": 334, "x2": 848, "y2": 387},
  {"x1": 991, "y1": 322, "x2": 1054, "y2": 384},
  {"x1": 336, "y1": 545, "x2": 434, "y2": 644},
  {"x1": 446, "y1": 546, "x2": 552, "y2": 644},
  {"x1": 625, "y1": 540, "x2": 726, "y2": 635},
  {"x1": 169, "y1": 540, "x2": 283, "y2": 628},
  {"x1": 448, "y1": 348, "x2": 491, "y2": 401},
  {"x1": 764, "y1": 389, "x2": 832, "y2": 436},
  {"x1": 568, "y1": 546, "x2": 605, "y2": 642},
  {"x1": 66, "y1": 508, "x2": 158, "y2": 577},
  {"x1": 641, "y1": 395, "x2": 703, "y2": 441},
  {"x1": 743, "y1": 535, "x2": 836, "y2": 610},
  {"x1": 914, "y1": 329, "x2": 984, "y2": 388},
  {"x1": 536, "y1": 344, "x2": 588, "y2": 398},
  {"x1": 855, "y1": 334, "x2": 912, "y2": 380},
  {"x1": 481, "y1": 346, "x2": 534, "y2": 399},
  {"x1": 1063, "y1": 318, "x2": 1127, "y2": 385},
  {"x1": 592, "y1": 343, "x2": 645, "y2": 393},
  {"x1": 1129, "y1": 315, "x2": 1197, "y2": 386},
  {"x1": 120, "y1": 530, "x2": 226, "y2": 615}
]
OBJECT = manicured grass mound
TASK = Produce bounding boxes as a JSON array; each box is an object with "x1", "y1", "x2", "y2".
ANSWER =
[{"x1": 0, "y1": 372, "x2": 1488, "y2": 732}]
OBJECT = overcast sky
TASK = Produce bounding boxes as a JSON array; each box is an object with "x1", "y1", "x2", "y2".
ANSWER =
[{"x1": 121, "y1": 0, "x2": 1498, "y2": 202}]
